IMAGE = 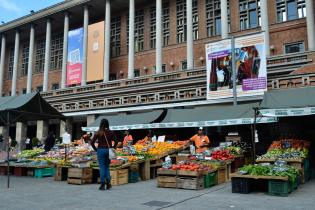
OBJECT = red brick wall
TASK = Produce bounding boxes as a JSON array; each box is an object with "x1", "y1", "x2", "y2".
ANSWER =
[{"x1": 1, "y1": 0, "x2": 310, "y2": 93}]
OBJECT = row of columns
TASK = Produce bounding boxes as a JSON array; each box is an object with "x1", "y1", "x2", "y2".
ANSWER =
[
  {"x1": 0, "y1": 119, "x2": 73, "y2": 151},
  {"x1": 0, "y1": 0, "x2": 315, "y2": 96}
]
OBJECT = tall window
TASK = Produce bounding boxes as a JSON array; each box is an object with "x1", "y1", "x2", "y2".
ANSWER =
[
  {"x1": 7, "y1": 48, "x2": 14, "y2": 80},
  {"x1": 163, "y1": 0, "x2": 170, "y2": 46},
  {"x1": 150, "y1": 6, "x2": 156, "y2": 49},
  {"x1": 239, "y1": 0, "x2": 261, "y2": 30},
  {"x1": 127, "y1": 10, "x2": 145, "y2": 52},
  {"x1": 111, "y1": 16, "x2": 121, "y2": 57},
  {"x1": 35, "y1": 39, "x2": 45, "y2": 73},
  {"x1": 50, "y1": 34, "x2": 63, "y2": 70},
  {"x1": 276, "y1": 0, "x2": 306, "y2": 22},
  {"x1": 176, "y1": 0, "x2": 186, "y2": 43},
  {"x1": 206, "y1": 0, "x2": 230, "y2": 37},
  {"x1": 21, "y1": 43, "x2": 29, "y2": 77},
  {"x1": 176, "y1": 0, "x2": 198, "y2": 43}
]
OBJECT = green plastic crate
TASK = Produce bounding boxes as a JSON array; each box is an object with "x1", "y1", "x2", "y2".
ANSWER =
[
  {"x1": 208, "y1": 172, "x2": 217, "y2": 186},
  {"x1": 34, "y1": 168, "x2": 55, "y2": 178},
  {"x1": 204, "y1": 175, "x2": 210, "y2": 188},
  {"x1": 292, "y1": 177, "x2": 298, "y2": 190},
  {"x1": 304, "y1": 159, "x2": 310, "y2": 172},
  {"x1": 268, "y1": 180, "x2": 290, "y2": 197},
  {"x1": 128, "y1": 171, "x2": 139, "y2": 183}
]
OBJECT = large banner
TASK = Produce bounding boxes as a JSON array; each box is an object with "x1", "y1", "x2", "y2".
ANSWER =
[
  {"x1": 206, "y1": 33, "x2": 267, "y2": 100},
  {"x1": 87, "y1": 21, "x2": 105, "y2": 82},
  {"x1": 67, "y1": 27, "x2": 83, "y2": 86}
]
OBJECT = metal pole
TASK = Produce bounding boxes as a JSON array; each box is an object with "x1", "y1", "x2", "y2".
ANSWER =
[
  {"x1": 231, "y1": 36, "x2": 237, "y2": 105},
  {"x1": 252, "y1": 108, "x2": 258, "y2": 164},
  {"x1": 6, "y1": 111, "x2": 10, "y2": 188}
]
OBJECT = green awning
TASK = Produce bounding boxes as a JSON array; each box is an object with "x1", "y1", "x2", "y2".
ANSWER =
[
  {"x1": 0, "y1": 93, "x2": 64, "y2": 125},
  {"x1": 82, "y1": 110, "x2": 166, "y2": 131},
  {"x1": 259, "y1": 87, "x2": 315, "y2": 117}
]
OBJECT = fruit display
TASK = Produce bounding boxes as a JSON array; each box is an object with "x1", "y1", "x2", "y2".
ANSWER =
[
  {"x1": 268, "y1": 139, "x2": 310, "y2": 151},
  {"x1": 211, "y1": 149, "x2": 235, "y2": 161},
  {"x1": 170, "y1": 162, "x2": 213, "y2": 172},
  {"x1": 16, "y1": 148, "x2": 45, "y2": 159},
  {"x1": 134, "y1": 141, "x2": 189, "y2": 157},
  {"x1": 238, "y1": 164, "x2": 299, "y2": 181}
]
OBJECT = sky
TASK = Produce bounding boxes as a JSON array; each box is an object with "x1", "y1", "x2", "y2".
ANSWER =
[{"x1": 0, "y1": 0, "x2": 63, "y2": 23}]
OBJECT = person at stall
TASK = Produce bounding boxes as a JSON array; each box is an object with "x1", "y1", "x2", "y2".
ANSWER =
[
  {"x1": 190, "y1": 127, "x2": 210, "y2": 153},
  {"x1": 123, "y1": 130, "x2": 133, "y2": 146},
  {"x1": 91, "y1": 119, "x2": 117, "y2": 191},
  {"x1": 142, "y1": 130, "x2": 153, "y2": 143},
  {"x1": 44, "y1": 132, "x2": 56, "y2": 152}
]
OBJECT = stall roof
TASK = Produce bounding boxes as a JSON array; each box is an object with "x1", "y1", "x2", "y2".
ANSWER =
[
  {"x1": 83, "y1": 110, "x2": 166, "y2": 131},
  {"x1": 157, "y1": 103, "x2": 276, "y2": 128},
  {"x1": 0, "y1": 93, "x2": 64, "y2": 125},
  {"x1": 83, "y1": 103, "x2": 276, "y2": 131},
  {"x1": 259, "y1": 87, "x2": 315, "y2": 117}
]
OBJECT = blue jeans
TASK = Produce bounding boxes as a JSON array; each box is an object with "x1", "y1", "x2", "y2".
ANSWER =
[{"x1": 97, "y1": 148, "x2": 111, "y2": 184}]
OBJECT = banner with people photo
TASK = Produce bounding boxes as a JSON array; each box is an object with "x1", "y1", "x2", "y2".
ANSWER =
[
  {"x1": 206, "y1": 33, "x2": 267, "y2": 100},
  {"x1": 67, "y1": 27, "x2": 84, "y2": 86}
]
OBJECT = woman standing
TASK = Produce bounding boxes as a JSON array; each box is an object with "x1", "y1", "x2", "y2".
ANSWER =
[{"x1": 91, "y1": 119, "x2": 117, "y2": 190}]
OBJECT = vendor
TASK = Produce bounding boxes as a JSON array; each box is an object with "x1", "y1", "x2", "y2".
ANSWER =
[
  {"x1": 190, "y1": 127, "x2": 210, "y2": 153},
  {"x1": 143, "y1": 130, "x2": 153, "y2": 143},
  {"x1": 123, "y1": 130, "x2": 133, "y2": 146}
]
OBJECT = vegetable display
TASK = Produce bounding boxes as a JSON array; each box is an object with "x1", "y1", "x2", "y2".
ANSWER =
[
  {"x1": 211, "y1": 150, "x2": 234, "y2": 161},
  {"x1": 238, "y1": 164, "x2": 299, "y2": 181}
]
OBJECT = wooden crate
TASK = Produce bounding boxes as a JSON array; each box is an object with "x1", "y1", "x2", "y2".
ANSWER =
[
  {"x1": 110, "y1": 169, "x2": 128, "y2": 186},
  {"x1": 55, "y1": 167, "x2": 68, "y2": 181},
  {"x1": 139, "y1": 160, "x2": 150, "y2": 181},
  {"x1": 157, "y1": 169, "x2": 177, "y2": 176},
  {"x1": 176, "y1": 155, "x2": 190, "y2": 163},
  {"x1": 68, "y1": 168, "x2": 93, "y2": 179},
  {"x1": 68, "y1": 178, "x2": 92, "y2": 185},
  {"x1": 217, "y1": 167, "x2": 227, "y2": 184},
  {"x1": 177, "y1": 170, "x2": 203, "y2": 177},
  {"x1": 176, "y1": 177, "x2": 204, "y2": 190},
  {"x1": 157, "y1": 176, "x2": 177, "y2": 188}
]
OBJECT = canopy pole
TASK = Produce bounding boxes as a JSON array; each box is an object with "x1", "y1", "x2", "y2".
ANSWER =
[
  {"x1": 231, "y1": 36, "x2": 237, "y2": 106},
  {"x1": 6, "y1": 111, "x2": 10, "y2": 189},
  {"x1": 252, "y1": 107, "x2": 258, "y2": 164}
]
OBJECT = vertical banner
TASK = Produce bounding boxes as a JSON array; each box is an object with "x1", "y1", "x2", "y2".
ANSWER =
[
  {"x1": 87, "y1": 21, "x2": 105, "y2": 82},
  {"x1": 206, "y1": 33, "x2": 267, "y2": 100},
  {"x1": 67, "y1": 27, "x2": 83, "y2": 86}
]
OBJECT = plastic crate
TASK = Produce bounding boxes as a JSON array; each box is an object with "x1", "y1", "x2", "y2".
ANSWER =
[
  {"x1": 232, "y1": 178, "x2": 251, "y2": 194},
  {"x1": 208, "y1": 172, "x2": 217, "y2": 186},
  {"x1": 268, "y1": 180, "x2": 290, "y2": 197},
  {"x1": 204, "y1": 175, "x2": 210, "y2": 188},
  {"x1": 304, "y1": 159, "x2": 310, "y2": 172},
  {"x1": 128, "y1": 171, "x2": 139, "y2": 183},
  {"x1": 34, "y1": 168, "x2": 55, "y2": 178},
  {"x1": 292, "y1": 177, "x2": 298, "y2": 190}
]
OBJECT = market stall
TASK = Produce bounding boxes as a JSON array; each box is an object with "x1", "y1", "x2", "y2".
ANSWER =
[{"x1": 0, "y1": 93, "x2": 65, "y2": 188}]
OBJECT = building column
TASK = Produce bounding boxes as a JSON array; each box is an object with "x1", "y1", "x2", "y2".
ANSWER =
[
  {"x1": 104, "y1": 0, "x2": 111, "y2": 82},
  {"x1": 155, "y1": 0, "x2": 163, "y2": 74},
  {"x1": 59, "y1": 118, "x2": 72, "y2": 138},
  {"x1": 43, "y1": 19, "x2": 51, "y2": 92},
  {"x1": 260, "y1": 0, "x2": 270, "y2": 56},
  {"x1": 61, "y1": 12, "x2": 69, "y2": 89},
  {"x1": 11, "y1": 30, "x2": 20, "y2": 96},
  {"x1": 16, "y1": 122, "x2": 27, "y2": 151},
  {"x1": 306, "y1": 0, "x2": 315, "y2": 51},
  {"x1": 87, "y1": 115, "x2": 96, "y2": 126},
  {"x1": 186, "y1": 0, "x2": 194, "y2": 69},
  {"x1": 220, "y1": 0, "x2": 229, "y2": 39},
  {"x1": 0, "y1": 35, "x2": 6, "y2": 96},
  {"x1": 26, "y1": 24, "x2": 35, "y2": 93},
  {"x1": 128, "y1": 0, "x2": 135, "y2": 79},
  {"x1": 82, "y1": 5, "x2": 89, "y2": 86},
  {"x1": 0, "y1": 126, "x2": 9, "y2": 151},
  {"x1": 36, "y1": 120, "x2": 48, "y2": 144}
]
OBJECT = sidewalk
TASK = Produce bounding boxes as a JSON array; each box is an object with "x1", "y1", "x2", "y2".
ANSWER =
[{"x1": 0, "y1": 176, "x2": 314, "y2": 210}]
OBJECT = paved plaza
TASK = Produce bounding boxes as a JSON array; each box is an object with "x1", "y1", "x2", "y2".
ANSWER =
[{"x1": 0, "y1": 176, "x2": 314, "y2": 210}]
